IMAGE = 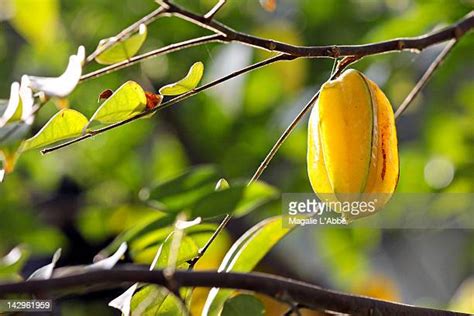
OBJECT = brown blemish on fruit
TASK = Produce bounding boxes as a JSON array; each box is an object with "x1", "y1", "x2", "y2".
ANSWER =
[{"x1": 381, "y1": 131, "x2": 387, "y2": 180}]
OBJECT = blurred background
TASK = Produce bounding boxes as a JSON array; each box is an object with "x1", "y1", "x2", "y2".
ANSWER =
[{"x1": 0, "y1": 0, "x2": 473, "y2": 314}]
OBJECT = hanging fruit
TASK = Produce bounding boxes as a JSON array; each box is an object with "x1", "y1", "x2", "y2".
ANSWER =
[{"x1": 307, "y1": 69, "x2": 399, "y2": 221}]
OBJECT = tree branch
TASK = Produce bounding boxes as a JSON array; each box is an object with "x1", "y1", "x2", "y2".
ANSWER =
[
  {"x1": 394, "y1": 39, "x2": 458, "y2": 119},
  {"x1": 166, "y1": 3, "x2": 473, "y2": 58},
  {"x1": 0, "y1": 267, "x2": 467, "y2": 316},
  {"x1": 41, "y1": 54, "x2": 294, "y2": 154}
]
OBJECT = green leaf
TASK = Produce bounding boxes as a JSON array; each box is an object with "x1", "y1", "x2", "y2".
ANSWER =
[
  {"x1": 202, "y1": 216, "x2": 295, "y2": 315},
  {"x1": 130, "y1": 286, "x2": 187, "y2": 316},
  {"x1": 155, "y1": 292, "x2": 188, "y2": 316},
  {"x1": 143, "y1": 166, "x2": 278, "y2": 219},
  {"x1": 21, "y1": 109, "x2": 88, "y2": 152},
  {"x1": 215, "y1": 178, "x2": 230, "y2": 191},
  {"x1": 145, "y1": 165, "x2": 220, "y2": 213},
  {"x1": 222, "y1": 295, "x2": 265, "y2": 316},
  {"x1": 0, "y1": 83, "x2": 21, "y2": 126},
  {"x1": 233, "y1": 181, "x2": 279, "y2": 217},
  {"x1": 0, "y1": 246, "x2": 30, "y2": 281},
  {"x1": 89, "y1": 81, "x2": 147, "y2": 125},
  {"x1": 159, "y1": 62, "x2": 204, "y2": 96},
  {"x1": 97, "y1": 213, "x2": 175, "y2": 260},
  {"x1": 95, "y1": 24, "x2": 148, "y2": 65},
  {"x1": 129, "y1": 284, "x2": 167, "y2": 316},
  {"x1": 191, "y1": 186, "x2": 245, "y2": 218},
  {"x1": 131, "y1": 223, "x2": 217, "y2": 264},
  {"x1": 154, "y1": 234, "x2": 199, "y2": 269}
]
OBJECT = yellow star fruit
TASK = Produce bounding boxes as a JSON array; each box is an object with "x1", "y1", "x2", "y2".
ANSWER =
[{"x1": 307, "y1": 69, "x2": 399, "y2": 221}]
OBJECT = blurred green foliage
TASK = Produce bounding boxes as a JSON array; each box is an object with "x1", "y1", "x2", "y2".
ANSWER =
[{"x1": 0, "y1": 0, "x2": 473, "y2": 314}]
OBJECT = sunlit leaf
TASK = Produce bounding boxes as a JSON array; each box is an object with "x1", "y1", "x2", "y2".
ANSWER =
[
  {"x1": 19, "y1": 75, "x2": 35, "y2": 125},
  {"x1": 27, "y1": 46, "x2": 85, "y2": 98},
  {"x1": 95, "y1": 24, "x2": 147, "y2": 65},
  {"x1": 129, "y1": 285, "x2": 187, "y2": 316},
  {"x1": 155, "y1": 291, "x2": 188, "y2": 316},
  {"x1": 89, "y1": 81, "x2": 147, "y2": 125},
  {"x1": 215, "y1": 178, "x2": 230, "y2": 191},
  {"x1": 222, "y1": 294, "x2": 265, "y2": 316},
  {"x1": 27, "y1": 248, "x2": 61, "y2": 280},
  {"x1": 0, "y1": 82, "x2": 21, "y2": 126},
  {"x1": 21, "y1": 109, "x2": 88, "y2": 152},
  {"x1": 154, "y1": 234, "x2": 199, "y2": 269},
  {"x1": 175, "y1": 217, "x2": 202, "y2": 230},
  {"x1": 203, "y1": 216, "x2": 294, "y2": 315},
  {"x1": 0, "y1": 77, "x2": 35, "y2": 128},
  {"x1": 109, "y1": 283, "x2": 139, "y2": 316},
  {"x1": 131, "y1": 223, "x2": 217, "y2": 265},
  {"x1": 0, "y1": 245, "x2": 30, "y2": 281},
  {"x1": 97, "y1": 213, "x2": 175, "y2": 260},
  {"x1": 159, "y1": 62, "x2": 204, "y2": 96},
  {"x1": 86, "y1": 242, "x2": 127, "y2": 270}
]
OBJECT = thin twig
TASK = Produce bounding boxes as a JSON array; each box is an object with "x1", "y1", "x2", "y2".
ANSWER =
[
  {"x1": 395, "y1": 39, "x2": 458, "y2": 119},
  {"x1": 204, "y1": 0, "x2": 227, "y2": 20},
  {"x1": 187, "y1": 213, "x2": 231, "y2": 269},
  {"x1": 80, "y1": 34, "x2": 225, "y2": 82},
  {"x1": 41, "y1": 54, "x2": 295, "y2": 154},
  {"x1": 0, "y1": 267, "x2": 467, "y2": 316}
]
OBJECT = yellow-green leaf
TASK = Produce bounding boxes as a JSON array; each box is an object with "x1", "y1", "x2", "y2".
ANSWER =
[
  {"x1": 159, "y1": 62, "x2": 204, "y2": 96},
  {"x1": 203, "y1": 216, "x2": 295, "y2": 315},
  {"x1": 89, "y1": 81, "x2": 147, "y2": 125},
  {"x1": 21, "y1": 109, "x2": 88, "y2": 152},
  {"x1": 95, "y1": 24, "x2": 147, "y2": 65}
]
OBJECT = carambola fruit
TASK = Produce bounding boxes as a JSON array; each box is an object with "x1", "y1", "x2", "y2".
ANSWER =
[{"x1": 307, "y1": 69, "x2": 399, "y2": 220}]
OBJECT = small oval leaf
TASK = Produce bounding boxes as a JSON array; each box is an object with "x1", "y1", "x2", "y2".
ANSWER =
[
  {"x1": 89, "y1": 81, "x2": 147, "y2": 125},
  {"x1": 95, "y1": 24, "x2": 147, "y2": 65},
  {"x1": 159, "y1": 62, "x2": 204, "y2": 96},
  {"x1": 21, "y1": 109, "x2": 88, "y2": 152},
  {"x1": 215, "y1": 178, "x2": 230, "y2": 191}
]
